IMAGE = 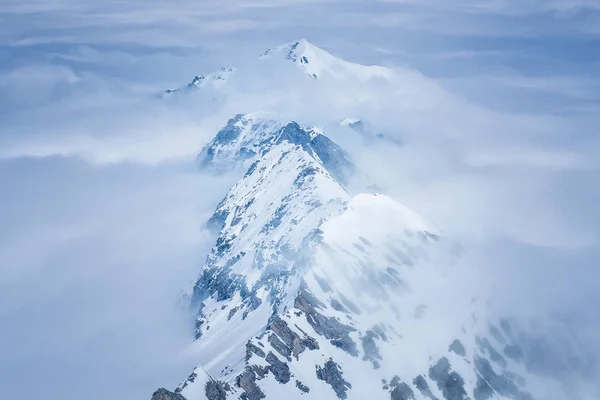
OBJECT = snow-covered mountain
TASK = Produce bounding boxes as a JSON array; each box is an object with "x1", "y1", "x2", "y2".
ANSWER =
[
  {"x1": 163, "y1": 39, "x2": 393, "y2": 96},
  {"x1": 164, "y1": 66, "x2": 236, "y2": 95},
  {"x1": 151, "y1": 41, "x2": 593, "y2": 400},
  {"x1": 259, "y1": 39, "x2": 393, "y2": 81}
]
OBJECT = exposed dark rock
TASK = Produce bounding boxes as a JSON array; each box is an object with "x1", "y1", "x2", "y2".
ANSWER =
[
  {"x1": 186, "y1": 372, "x2": 197, "y2": 383},
  {"x1": 316, "y1": 359, "x2": 352, "y2": 399},
  {"x1": 295, "y1": 287, "x2": 358, "y2": 357},
  {"x1": 245, "y1": 295, "x2": 263, "y2": 314},
  {"x1": 205, "y1": 380, "x2": 230, "y2": 400},
  {"x1": 251, "y1": 365, "x2": 269, "y2": 380},
  {"x1": 151, "y1": 388, "x2": 186, "y2": 400},
  {"x1": 237, "y1": 367, "x2": 266, "y2": 400},
  {"x1": 227, "y1": 306, "x2": 238, "y2": 321},
  {"x1": 199, "y1": 115, "x2": 243, "y2": 161},
  {"x1": 206, "y1": 202, "x2": 229, "y2": 233},
  {"x1": 293, "y1": 166, "x2": 319, "y2": 188},
  {"x1": 449, "y1": 339, "x2": 466, "y2": 357},
  {"x1": 246, "y1": 341, "x2": 266, "y2": 361},
  {"x1": 429, "y1": 357, "x2": 468, "y2": 400},
  {"x1": 389, "y1": 376, "x2": 415, "y2": 400},
  {"x1": 303, "y1": 334, "x2": 320, "y2": 350},
  {"x1": 295, "y1": 285, "x2": 327, "y2": 309},
  {"x1": 268, "y1": 333, "x2": 292, "y2": 360},
  {"x1": 177, "y1": 371, "x2": 198, "y2": 393},
  {"x1": 413, "y1": 375, "x2": 439, "y2": 400},
  {"x1": 194, "y1": 318, "x2": 205, "y2": 340},
  {"x1": 296, "y1": 380, "x2": 310, "y2": 393},
  {"x1": 276, "y1": 122, "x2": 355, "y2": 184},
  {"x1": 260, "y1": 203, "x2": 288, "y2": 234},
  {"x1": 362, "y1": 330, "x2": 382, "y2": 369},
  {"x1": 331, "y1": 336, "x2": 359, "y2": 355},
  {"x1": 193, "y1": 267, "x2": 248, "y2": 306},
  {"x1": 269, "y1": 316, "x2": 318, "y2": 359},
  {"x1": 266, "y1": 352, "x2": 291, "y2": 384}
]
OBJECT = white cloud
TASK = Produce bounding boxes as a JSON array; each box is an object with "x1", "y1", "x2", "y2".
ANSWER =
[
  {"x1": 1, "y1": 0, "x2": 599, "y2": 399},
  {"x1": 0, "y1": 157, "x2": 240, "y2": 399}
]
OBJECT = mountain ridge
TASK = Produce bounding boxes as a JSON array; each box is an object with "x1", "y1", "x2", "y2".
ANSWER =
[
  {"x1": 164, "y1": 39, "x2": 393, "y2": 95},
  {"x1": 152, "y1": 112, "x2": 546, "y2": 400},
  {"x1": 151, "y1": 41, "x2": 593, "y2": 400}
]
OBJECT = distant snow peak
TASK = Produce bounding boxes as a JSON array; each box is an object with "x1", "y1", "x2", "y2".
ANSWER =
[
  {"x1": 188, "y1": 66, "x2": 235, "y2": 88},
  {"x1": 340, "y1": 117, "x2": 402, "y2": 146},
  {"x1": 260, "y1": 38, "x2": 311, "y2": 63},
  {"x1": 260, "y1": 38, "x2": 323, "y2": 79},
  {"x1": 164, "y1": 66, "x2": 235, "y2": 95},
  {"x1": 260, "y1": 39, "x2": 394, "y2": 81},
  {"x1": 161, "y1": 39, "x2": 395, "y2": 97},
  {"x1": 340, "y1": 117, "x2": 364, "y2": 132}
]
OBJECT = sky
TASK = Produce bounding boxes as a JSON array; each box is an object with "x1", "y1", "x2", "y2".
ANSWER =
[{"x1": 1, "y1": 1, "x2": 600, "y2": 399}]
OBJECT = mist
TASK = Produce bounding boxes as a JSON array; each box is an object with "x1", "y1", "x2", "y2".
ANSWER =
[
  {"x1": 0, "y1": 156, "x2": 243, "y2": 399},
  {"x1": 1, "y1": 0, "x2": 600, "y2": 399}
]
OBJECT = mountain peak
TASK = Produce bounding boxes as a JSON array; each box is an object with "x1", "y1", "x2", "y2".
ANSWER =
[
  {"x1": 153, "y1": 111, "x2": 589, "y2": 400},
  {"x1": 260, "y1": 39, "x2": 314, "y2": 62},
  {"x1": 197, "y1": 113, "x2": 354, "y2": 184},
  {"x1": 162, "y1": 40, "x2": 393, "y2": 96},
  {"x1": 164, "y1": 65, "x2": 235, "y2": 95},
  {"x1": 260, "y1": 39, "x2": 393, "y2": 81},
  {"x1": 260, "y1": 39, "x2": 338, "y2": 79},
  {"x1": 188, "y1": 66, "x2": 235, "y2": 88}
]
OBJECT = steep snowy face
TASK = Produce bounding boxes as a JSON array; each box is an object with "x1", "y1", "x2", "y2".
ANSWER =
[
  {"x1": 260, "y1": 39, "x2": 394, "y2": 81},
  {"x1": 177, "y1": 115, "x2": 354, "y2": 396},
  {"x1": 197, "y1": 114, "x2": 354, "y2": 184},
  {"x1": 196, "y1": 114, "x2": 284, "y2": 172}
]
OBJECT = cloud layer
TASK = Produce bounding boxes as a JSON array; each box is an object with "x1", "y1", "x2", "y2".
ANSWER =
[{"x1": 1, "y1": 1, "x2": 599, "y2": 399}]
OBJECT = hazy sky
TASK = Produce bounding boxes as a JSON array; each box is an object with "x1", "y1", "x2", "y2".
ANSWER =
[{"x1": 1, "y1": 1, "x2": 600, "y2": 399}]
